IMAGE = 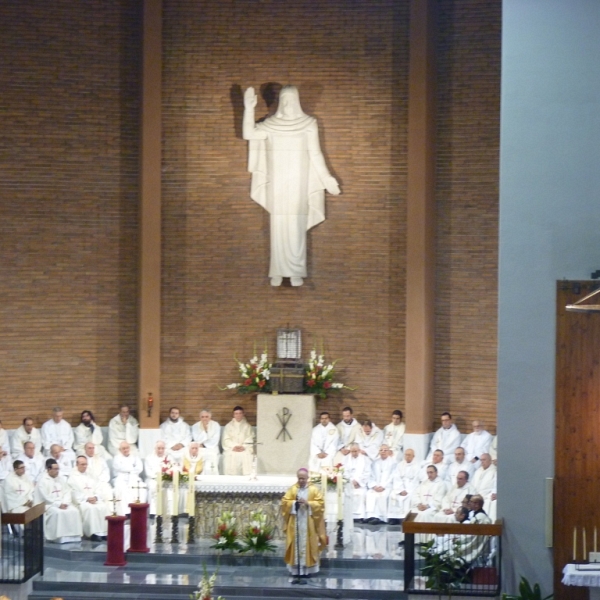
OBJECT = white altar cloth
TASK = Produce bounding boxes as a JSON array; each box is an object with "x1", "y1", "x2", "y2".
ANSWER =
[
  {"x1": 562, "y1": 563, "x2": 600, "y2": 587},
  {"x1": 193, "y1": 474, "x2": 295, "y2": 493}
]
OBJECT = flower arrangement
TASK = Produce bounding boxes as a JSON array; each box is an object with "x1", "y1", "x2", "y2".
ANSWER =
[
  {"x1": 190, "y1": 564, "x2": 225, "y2": 600},
  {"x1": 160, "y1": 458, "x2": 190, "y2": 484},
  {"x1": 219, "y1": 347, "x2": 272, "y2": 394},
  {"x1": 211, "y1": 511, "x2": 242, "y2": 551},
  {"x1": 304, "y1": 349, "x2": 353, "y2": 399},
  {"x1": 239, "y1": 511, "x2": 276, "y2": 554},
  {"x1": 310, "y1": 463, "x2": 348, "y2": 490}
]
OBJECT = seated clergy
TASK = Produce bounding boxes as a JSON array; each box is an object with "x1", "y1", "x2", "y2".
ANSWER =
[
  {"x1": 410, "y1": 465, "x2": 446, "y2": 522},
  {"x1": 364, "y1": 445, "x2": 396, "y2": 524},
  {"x1": 461, "y1": 420, "x2": 493, "y2": 469},
  {"x1": 160, "y1": 406, "x2": 192, "y2": 462},
  {"x1": 1, "y1": 461, "x2": 34, "y2": 513},
  {"x1": 35, "y1": 458, "x2": 83, "y2": 543},
  {"x1": 0, "y1": 420, "x2": 11, "y2": 457},
  {"x1": 50, "y1": 444, "x2": 74, "y2": 478},
  {"x1": 68, "y1": 455, "x2": 110, "y2": 541},
  {"x1": 222, "y1": 406, "x2": 254, "y2": 476},
  {"x1": 144, "y1": 440, "x2": 168, "y2": 515},
  {"x1": 425, "y1": 412, "x2": 461, "y2": 463},
  {"x1": 471, "y1": 453, "x2": 497, "y2": 506},
  {"x1": 388, "y1": 448, "x2": 420, "y2": 523},
  {"x1": 83, "y1": 442, "x2": 113, "y2": 501},
  {"x1": 490, "y1": 435, "x2": 498, "y2": 465},
  {"x1": 308, "y1": 412, "x2": 339, "y2": 473},
  {"x1": 335, "y1": 406, "x2": 363, "y2": 461},
  {"x1": 0, "y1": 450, "x2": 12, "y2": 483},
  {"x1": 108, "y1": 405, "x2": 139, "y2": 457},
  {"x1": 182, "y1": 441, "x2": 204, "y2": 479},
  {"x1": 343, "y1": 442, "x2": 370, "y2": 522},
  {"x1": 382, "y1": 410, "x2": 406, "y2": 462},
  {"x1": 11, "y1": 417, "x2": 43, "y2": 458},
  {"x1": 419, "y1": 449, "x2": 448, "y2": 484},
  {"x1": 74, "y1": 410, "x2": 108, "y2": 458},
  {"x1": 112, "y1": 441, "x2": 147, "y2": 515},
  {"x1": 41, "y1": 407, "x2": 76, "y2": 462},
  {"x1": 460, "y1": 495, "x2": 493, "y2": 564},
  {"x1": 435, "y1": 470, "x2": 474, "y2": 523},
  {"x1": 191, "y1": 409, "x2": 221, "y2": 474},
  {"x1": 447, "y1": 447, "x2": 474, "y2": 486},
  {"x1": 356, "y1": 420, "x2": 384, "y2": 462},
  {"x1": 17, "y1": 441, "x2": 45, "y2": 482}
]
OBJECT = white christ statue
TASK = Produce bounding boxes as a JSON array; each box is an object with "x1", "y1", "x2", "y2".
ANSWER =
[{"x1": 243, "y1": 85, "x2": 341, "y2": 286}]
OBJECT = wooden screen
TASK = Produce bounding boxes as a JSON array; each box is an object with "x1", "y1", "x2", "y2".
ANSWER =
[{"x1": 555, "y1": 280, "x2": 600, "y2": 599}]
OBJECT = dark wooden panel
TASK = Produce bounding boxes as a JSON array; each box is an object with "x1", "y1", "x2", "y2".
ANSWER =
[{"x1": 554, "y1": 280, "x2": 600, "y2": 600}]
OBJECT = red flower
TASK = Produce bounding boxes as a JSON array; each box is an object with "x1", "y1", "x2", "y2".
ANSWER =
[
  {"x1": 306, "y1": 380, "x2": 315, "y2": 387},
  {"x1": 219, "y1": 523, "x2": 227, "y2": 531},
  {"x1": 258, "y1": 380, "x2": 266, "y2": 388},
  {"x1": 244, "y1": 378, "x2": 252, "y2": 386},
  {"x1": 252, "y1": 527, "x2": 260, "y2": 534},
  {"x1": 324, "y1": 381, "x2": 332, "y2": 389}
]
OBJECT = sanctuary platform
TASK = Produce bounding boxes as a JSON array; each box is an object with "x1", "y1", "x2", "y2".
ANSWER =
[{"x1": 25, "y1": 520, "x2": 406, "y2": 600}]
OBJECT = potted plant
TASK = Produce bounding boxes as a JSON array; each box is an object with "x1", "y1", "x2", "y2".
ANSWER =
[
  {"x1": 418, "y1": 538, "x2": 470, "y2": 599},
  {"x1": 502, "y1": 576, "x2": 553, "y2": 600}
]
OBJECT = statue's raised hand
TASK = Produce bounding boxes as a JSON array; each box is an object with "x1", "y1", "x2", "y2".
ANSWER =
[{"x1": 244, "y1": 87, "x2": 258, "y2": 109}]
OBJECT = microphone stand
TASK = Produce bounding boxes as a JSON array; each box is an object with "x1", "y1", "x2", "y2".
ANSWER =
[{"x1": 291, "y1": 499, "x2": 307, "y2": 585}]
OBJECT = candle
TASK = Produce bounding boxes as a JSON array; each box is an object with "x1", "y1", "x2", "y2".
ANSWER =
[
  {"x1": 573, "y1": 527, "x2": 577, "y2": 561},
  {"x1": 584, "y1": 528, "x2": 587, "y2": 561},
  {"x1": 173, "y1": 469, "x2": 179, "y2": 517},
  {"x1": 187, "y1": 476, "x2": 195, "y2": 518},
  {"x1": 321, "y1": 471, "x2": 328, "y2": 514},
  {"x1": 336, "y1": 472, "x2": 343, "y2": 521},
  {"x1": 156, "y1": 474, "x2": 163, "y2": 516}
]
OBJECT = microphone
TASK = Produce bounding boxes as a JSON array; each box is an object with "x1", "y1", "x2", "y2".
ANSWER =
[{"x1": 295, "y1": 496, "x2": 300, "y2": 511}]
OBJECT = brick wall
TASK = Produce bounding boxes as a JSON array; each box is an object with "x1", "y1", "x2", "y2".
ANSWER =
[{"x1": 0, "y1": 0, "x2": 500, "y2": 435}]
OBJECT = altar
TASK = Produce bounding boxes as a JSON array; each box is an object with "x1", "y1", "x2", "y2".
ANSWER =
[{"x1": 562, "y1": 564, "x2": 600, "y2": 599}]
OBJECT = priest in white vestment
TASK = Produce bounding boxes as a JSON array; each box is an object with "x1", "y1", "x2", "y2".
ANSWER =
[
  {"x1": 191, "y1": 410, "x2": 221, "y2": 474},
  {"x1": 222, "y1": 406, "x2": 255, "y2": 476},
  {"x1": 17, "y1": 441, "x2": 45, "y2": 482},
  {"x1": 490, "y1": 435, "x2": 498, "y2": 465},
  {"x1": 83, "y1": 442, "x2": 113, "y2": 501},
  {"x1": 74, "y1": 410, "x2": 108, "y2": 458},
  {"x1": 108, "y1": 405, "x2": 139, "y2": 457},
  {"x1": 364, "y1": 445, "x2": 396, "y2": 524},
  {"x1": 68, "y1": 455, "x2": 110, "y2": 540},
  {"x1": 35, "y1": 458, "x2": 83, "y2": 543},
  {"x1": 461, "y1": 421, "x2": 493, "y2": 469},
  {"x1": 0, "y1": 453, "x2": 13, "y2": 482},
  {"x1": 343, "y1": 443, "x2": 370, "y2": 521},
  {"x1": 308, "y1": 412, "x2": 339, "y2": 473},
  {"x1": 388, "y1": 449, "x2": 421, "y2": 522},
  {"x1": 471, "y1": 454, "x2": 497, "y2": 519},
  {"x1": 111, "y1": 441, "x2": 147, "y2": 515},
  {"x1": 1, "y1": 461, "x2": 34, "y2": 513},
  {"x1": 160, "y1": 407, "x2": 192, "y2": 462},
  {"x1": 461, "y1": 495, "x2": 493, "y2": 563},
  {"x1": 0, "y1": 420, "x2": 11, "y2": 457},
  {"x1": 355, "y1": 420, "x2": 384, "y2": 462},
  {"x1": 425, "y1": 412, "x2": 461, "y2": 463},
  {"x1": 419, "y1": 449, "x2": 449, "y2": 485},
  {"x1": 447, "y1": 447, "x2": 474, "y2": 486},
  {"x1": 435, "y1": 471, "x2": 474, "y2": 523},
  {"x1": 50, "y1": 444, "x2": 74, "y2": 478},
  {"x1": 11, "y1": 417, "x2": 43, "y2": 458},
  {"x1": 411, "y1": 465, "x2": 447, "y2": 542},
  {"x1": 41, "y1": 407, "x2": 75, "y2": 462},
  {"x1": 335, "y1": 407, "x2": 362, "y2": 462},
  {"x1": 382, "y1": 410, "x2": 406, "y2": 462},
  {"x1": 144, "y1": 440, "x2": 168, "y2": 515}
]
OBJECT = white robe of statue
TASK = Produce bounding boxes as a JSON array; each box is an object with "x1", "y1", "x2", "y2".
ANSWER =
[
  {"x1": 2, "y1": 471, "x2": 34, "y2": 513},
  {"x1": 191, "y1": 419, "x2": 221, "y2": 474},
  {"x1": 221, "y1": 418, "x2": 254, "y2": 476},
  {"x1": 365, "y1": 456, "x2": 396, "y2": 522},
  {"x1": 160, "y1": 418, "x2": 192, "y2": 462},
  {"x1": 108, "y1": 415, "x2": 139, "y2": 456},
  {"x1": 41, "y1": 419, "x2": 75, "y2": 461},
  {"x1": 68, "y1": 470, "x2": 110, "y2": 537},
  {"x1": 111, "y1": 452, "x2": 147, "y2": 515},
  {"x1": 308, "y1": 422, "x2": 339, "y2": 473},
  {"x1": 36, "y1": 472, "x2": 83, "y2": 542},
  {"x1": 243, "y1": 85, "x2": 340, "y2": 286},
  {"x1": 388, "y1": 459, "x2": 421, "y2": 519},
  {"x1": 382, "y1": 422, "x2": 406, "y2": 462},
  {"x1": 74, "y1": 423, "x2": 108, "y2": 458},
  {"x1": 11, "y1": 425, "x2": 43, "y2": 458},
  {"x1": 343, "y1": 453, "x2": 370, "y2": 519}
]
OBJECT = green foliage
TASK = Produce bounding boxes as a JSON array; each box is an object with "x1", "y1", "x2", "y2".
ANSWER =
[
  {"x1": 502, "y1": 576, "x2": 553, "y2": 600},
  {"x1": 418, "y1": 539, "x2": 471, "y2": 599}
]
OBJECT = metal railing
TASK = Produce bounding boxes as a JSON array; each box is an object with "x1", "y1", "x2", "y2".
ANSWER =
[
  {"x1": 403, "y1": 513, "x2": 502, "y2": 597},
  {"x1": 1, "y1": 503, "x2": 45, "y2": 583}
]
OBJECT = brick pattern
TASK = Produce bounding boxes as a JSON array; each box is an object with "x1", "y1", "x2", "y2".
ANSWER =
[
  {"x1": 0, "y1": 2, "x2": 141, "y2": 428},
  {"x1": 0, "y1": 1, "x2": 500, "y2": 435}
]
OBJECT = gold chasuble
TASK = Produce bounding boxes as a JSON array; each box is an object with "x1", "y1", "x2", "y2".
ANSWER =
[{"x1": 281, "y1": 483, "x2": 326, "y2": 569}]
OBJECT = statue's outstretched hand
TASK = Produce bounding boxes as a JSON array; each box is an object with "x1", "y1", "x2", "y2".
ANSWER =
[
  {"x1": 244, "y1": 87, "x2": 258, "y2": 109},
  {"x1": 326, "y1": 177, "x2": 341, "y2": 196}
]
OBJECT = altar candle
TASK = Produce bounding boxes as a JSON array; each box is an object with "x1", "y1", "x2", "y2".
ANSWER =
[
  {"x1": 584, "y1": 528, "x2": 587, "y2": 561},
  {"x1": 173, "y1": 469, "x2": 179, "y2": 516},
  {"x1": 336, "y1": 473, "x2": 343, "y2": 521},
  {"x1": 156, "y1": 474, "x2": 163, "y2": 516},
  {"x1": 573, "y1": 527, "x2": 577, "y2": 561},
  {"x1": 187, "y1": 478, "x2": 195, "y2": 517},
  {"x1": 321, "y1": 472, "x2": 327, "y2": 513}
]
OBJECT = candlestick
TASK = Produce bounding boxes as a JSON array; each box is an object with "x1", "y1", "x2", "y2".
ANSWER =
[
  {"x1": 573, "y1": 527, "x2": 577, "y2": 561},
  {"x1": 157, "y1": 474, "x2": 163, "y2": 516},
  {"x1": 187, "y1": 479, "x2": 195, "y2": 518},
  {"x1": 336, "y1": 473, "x2": 343, "y2": 521},
  {"x1": 173, "y1": 469, "x2": 179, "y2": 517},
  {"x1": 584, "y1": 527, "x2": 587, "y2": 561},
  {"x1": 321, "y1": 471, "x2": 328, "y2": 513}
]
